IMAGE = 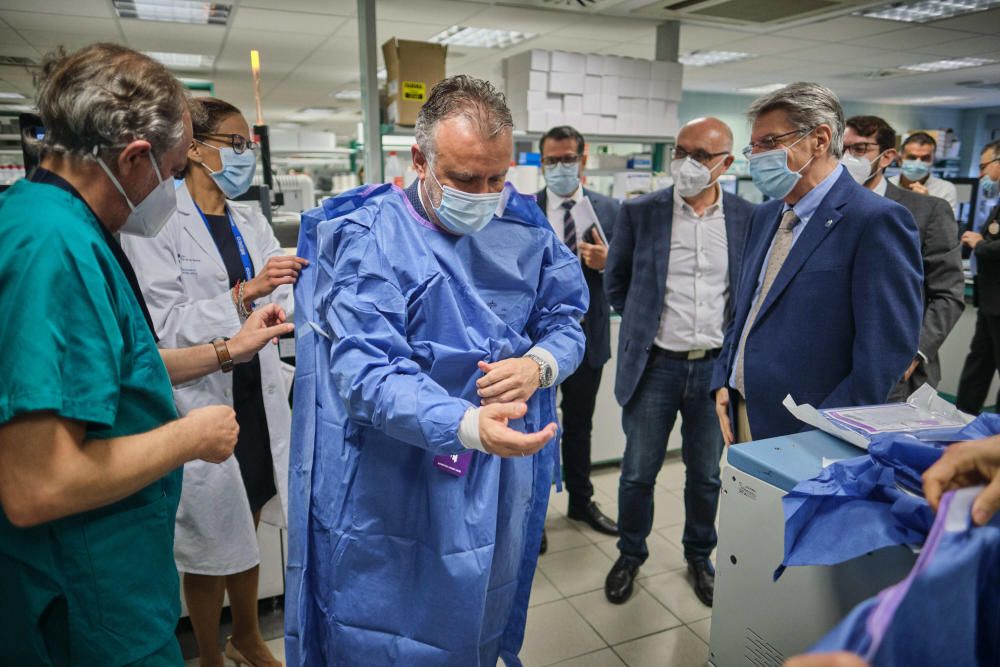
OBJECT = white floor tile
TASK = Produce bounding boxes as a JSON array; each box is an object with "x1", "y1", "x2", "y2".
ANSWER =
[
  {"x1": 538, "y1": 543, "x2": 615, "y2": 597},
  {"x1": 542, "y1": 514, "x2": 592, "y2": 554},
  {"x1": 552, "y1": 648, "x2": 626, "y2": 666},
  {"x1": 689, "y1": 617, "x2": 711, "y2": 644},
  {"x1": 597, "y1": 531, "x2": 686, "y2": 579},
  {"x1": 520, "y1": 599, "x2": 607, "y2": 666},
  {"x1": 529, "y1": 569, "x2": 563, "y2": 608},
  {"x1": 590, "y1": 468, "x2": 622, "y2": 499},
  {"x1": 657, "y1": 461, "x2": 687, "y2": 491},
  {"x1": 265, "y1": 637, "x2": 285, "y2": 660},
  {"x1": 640, "y1": 570, "x2": 712, "y2": 623},
  {"x1": 651, "y1": 488, "x2": 687, "y2": 530},
  {"x1": 657, "y1": 522, "x2": 684, "y2": 550},
  {"x1": 567, "y1": 587, "x2": 682, "y2": 646},
  {"x1": 612, "y1": 625, "x2": 709, "y2": 667}
]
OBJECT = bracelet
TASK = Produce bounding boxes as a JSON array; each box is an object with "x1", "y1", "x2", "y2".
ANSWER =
[{"x1": 233, "y1": 281, "x2": 253, "y2": 320}]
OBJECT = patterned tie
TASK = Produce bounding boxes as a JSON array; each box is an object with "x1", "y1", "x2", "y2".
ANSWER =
[
  {"x1": 734, "y1": 209, "x2": 800, "y2": 396},
  {"x1": 562, "y1": 200, "x2": 577, "y2": 254}
]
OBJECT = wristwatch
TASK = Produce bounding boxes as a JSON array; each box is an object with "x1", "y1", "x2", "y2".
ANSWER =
[
  {"x1": 212, "y1": 337, "x2": 234, "y2": 373},
  {"x1": 525, "y1": 353, "x2": 554, "y2": 389}
]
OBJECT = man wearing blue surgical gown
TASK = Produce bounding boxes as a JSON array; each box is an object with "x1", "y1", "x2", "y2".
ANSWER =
[{"x1": 285, "y1": 76, "x2": 589, "y2": 666}]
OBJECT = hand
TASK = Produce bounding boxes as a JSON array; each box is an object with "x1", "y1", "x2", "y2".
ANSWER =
[
  {"x1": 579, "y1": 231, "x2": 607, "y2": 270},
  {"x1": 183, "y1": 405, "x2": 239, "y2": 463},
  {"x1": 244, "y1": 255, "x2": 309, "y2": 301},
  {"x1": 227, "y1": 303, "x2": 294, "y2": 363},
  {"x1": 784, "y1": 652, "x2": 868, "y2": 667},
  {"x1": 903, "y1": 358, "x2": 920, "y2": 382},
  {"x1": 715, "y1": 387, "x2": 734, "y2": 446},
  {"x1": 962, "y1": 231, "x2": 984, "y2": 249},
  {"x1": 476, "y1": 358, "x2": 540, "y2": 405},
  {"x1": 479, "y1": 402, "x2": 557, "y2": 457},
  {"x1": 908, "y1": 181, "x2": 929, "y2": 196},
  {"x1": 923, "y1": 435, "x2": 1000, "y2": 525}
]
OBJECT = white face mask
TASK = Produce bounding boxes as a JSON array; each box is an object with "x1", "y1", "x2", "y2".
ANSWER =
[
  {"x1": 669, "y1": 155, "x2": 726, "y2": 198},
  {"x1": 95, "y1": 149, "x2": 177, "y2": 237},
  {"x1": 841, "y1": 150, "x2": 887, "y2": 186}
]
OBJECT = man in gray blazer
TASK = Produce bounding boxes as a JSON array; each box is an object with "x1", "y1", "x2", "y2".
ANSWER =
[
  {"x1": 603, "y1": 118, "x2": 755, "y2": 607},
  {"x1": 843, "y1": 116, "x2": 964, "y2": 400},
  {"x1": 535, "y1": 126, "x2": 620, "y2": 548}
]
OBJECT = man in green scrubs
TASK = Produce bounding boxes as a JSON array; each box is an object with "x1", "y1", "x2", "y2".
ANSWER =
[{"x1": 0, "y1": 44, "x2": 293, "y2": 665}]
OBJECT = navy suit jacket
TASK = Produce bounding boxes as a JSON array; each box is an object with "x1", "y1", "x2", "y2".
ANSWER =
[
  {"x1": 605, "y1": 186, "x2": 756, "y2": 407},
  {"x1": 711, "y1": 168, "x2": 925, "y2": 440},
  {"x1": 536, "y1": 187, "x2": 620, "y2": 368}
]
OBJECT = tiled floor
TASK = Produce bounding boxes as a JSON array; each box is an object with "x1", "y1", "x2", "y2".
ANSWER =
[{"x1": 183, "y1": 455, "x2": 714, "y2": 667}]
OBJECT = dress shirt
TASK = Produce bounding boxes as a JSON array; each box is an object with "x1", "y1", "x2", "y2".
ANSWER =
[
  {"x1": 654, "y1": 186, "x2": 729, "y2": 351},
  {"x1": 889, "y1": 173, "x2": 958, "y2": 213},
  {"x1": 872, "y1": 174, "x2": 888, "y2": 197},
  {"x1": 729, "y1": 164, "x2": 844, "y2": 390},
  {"x1": 546, "y1": 185, "x2": 585, "y2": 252}
]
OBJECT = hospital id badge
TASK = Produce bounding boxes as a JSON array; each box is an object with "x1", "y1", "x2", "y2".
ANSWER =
[{"x1": 434, "y1": 451, "x2": 472, "y2": 477}]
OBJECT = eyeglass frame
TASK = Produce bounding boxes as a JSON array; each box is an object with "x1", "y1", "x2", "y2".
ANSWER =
[
  {"x1": 195, "y1": 132, "x2": 259, "y2": 155},
  {"x1": 979, "y1": 156, "x2": 1000, "y2": 173},
  {"x1": 741, "y1": 128, "x2": 813, "y2": 159},
  {"x1": 673, "y1": 146, "x2": 730, "y2": 164},
  {"x1": 842, "y1": 141, "x2": 886, "y2": 158},
  {"x1": 540, "y1": 153, "x2": 583, "y2": 167}
]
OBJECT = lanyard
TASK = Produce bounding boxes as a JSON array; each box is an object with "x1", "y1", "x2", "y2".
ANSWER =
[{"x1": 194, "y1": 202, "x2": 254, "y2": 281}]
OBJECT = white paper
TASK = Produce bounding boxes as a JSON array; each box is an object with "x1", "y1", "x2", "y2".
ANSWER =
[
  {"x1": 570, "y1": 196, "x2": 608, "y2": 245},
  {"x1": 782, "y1": 395, "x2": 870, "y2": 449}
]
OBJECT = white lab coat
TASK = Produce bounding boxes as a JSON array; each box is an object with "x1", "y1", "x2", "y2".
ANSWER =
[{"x1": 121, "y1": 183, "x2": 292, "y2": 576}]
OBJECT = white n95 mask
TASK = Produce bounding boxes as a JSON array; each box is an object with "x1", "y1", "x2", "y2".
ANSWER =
[
  {"x1": 96, "y1": 149, "x2": 177, "y2": 237},
  {"x1": 841, "y1": 151, "x2": 886, "y2": 185},
  {"x1": 670, "y1": 156, "x2": 725, "y2": 198}
]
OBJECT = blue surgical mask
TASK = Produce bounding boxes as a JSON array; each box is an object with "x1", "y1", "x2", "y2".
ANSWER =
[
  {"x1": 748, "y1": 130, "x2": 815, "y2": 200},
  {"x1": 900, "y1": 159, "x2": 931, "y2": 182},
  {"x1": 198, "y1": 140, "x2": 257, "y2": 199},
  {"x1": 983, "y1": 174, "x2": 999, "y2": 200},
  {"x1": 424, "y1": 164, "x2": 504, "y2": 235},
  {"x1": 543, "y1": 162, "x2": 580, "y2": 197}
]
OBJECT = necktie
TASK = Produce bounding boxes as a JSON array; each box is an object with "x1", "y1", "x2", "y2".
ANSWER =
[
  {"x1": 562, "y1": 200, "x2": 577, "y2": 254},
  {"x1": 734, "y1": 209, "x2": 800, "y2": 396}
]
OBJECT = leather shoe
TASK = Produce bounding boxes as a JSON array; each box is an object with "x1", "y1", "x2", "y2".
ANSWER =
[
  {"x1": 604, "y1": 555, "x2": 640, "y2": 604},
  {"x1": 539, "y1": 529, "x2": 548, "y2": 555},
  {"x1": 567, "y1": 500, "x2": 618, "y2": 536},
  {"x1": 688, "y1": 560, "x2": 715, "y2": 607}
]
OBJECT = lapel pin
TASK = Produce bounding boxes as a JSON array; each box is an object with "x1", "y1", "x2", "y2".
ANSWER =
[{"x1": 825, "y1": 219, "x2": 833, "y2": 228}]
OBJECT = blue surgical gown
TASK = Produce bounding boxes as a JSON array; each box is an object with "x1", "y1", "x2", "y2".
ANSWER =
[{"x1": 285, "y1": 183, "x2": 588, "y2": 666}]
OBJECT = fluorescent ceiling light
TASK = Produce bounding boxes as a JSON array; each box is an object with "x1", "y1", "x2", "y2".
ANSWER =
[
  {"x1": 0, "y1": 104, "x2": 34, "y2": 112},
  {"x1": 114, "y1": 0, "x2": 230, "y2": 25},
  {"x1": 0, "y1": 92, "x2": 25, "y2": 100},
  {"x1": 857, "y1": 0, "x2": 1000, "y2": 23},
  {"x1": 144, "y1": 51, "x2": 215, "y2": 69},
  {"x1": 334, "y1": 89, "x2": 362, "y2": 100},
  {"x1": 738, "y1": 83, "x2": 787, "y2": 95},
  {"x1": 429, "y1": 26, "x2": 535, "y2": 49},
  {"x1": 274, "y1": 121, "x2": 303, "y2": 129},
  {"x1": 878, "y1": 95, "x2": 967, "y2": 104},
  {"x1": 899, "y1": 57, "x2": 997, "y2": 72},
  {"x1": 679, "y1": 50, "x2": 753, "y2": 67},
  {"x1": 292, "y1": 107, "x2": 339, "y2": 120}
]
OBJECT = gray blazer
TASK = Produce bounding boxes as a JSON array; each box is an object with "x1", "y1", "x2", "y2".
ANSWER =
[
  {"x1": 885, "y1": 181, "x2": 965, "y2": 400},
  {"x1": 605, "y1": 186, "x2": 755, "y2": 407}
]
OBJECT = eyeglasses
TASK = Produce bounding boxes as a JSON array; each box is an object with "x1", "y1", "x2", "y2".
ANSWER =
[
  {"x1": 196, "y1": 132, "x2": 259, "y2": 155},
  {"x1": 673, "y1": 146, "x2": 729, "y2": 164},
  {"x1": 741, "y1": 129, "x2": 810, "y2": 158},
  {"x1": 980, "y1": 156, "x2": 1000, "y2": 172},
  {"x1": 541, "y1": 154, "x2": 582, "y2": 167},
  {"x1": 843, "y1": 142, "x2": 882, "y2": 158}
]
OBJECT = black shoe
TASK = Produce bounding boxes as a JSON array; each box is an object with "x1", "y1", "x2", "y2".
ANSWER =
[
  {"x1": 688, "y1": 560, "x2": 715, "y2": 607},
  {"x1": 567, "y1": 500, "x2": 618, "y2": 536},
  {"x1": 539, "y1": 529, "x2": 548, "y2": 555},
  {"x1": 605, "y1": 555, "x2": 640, "y2": 604}
]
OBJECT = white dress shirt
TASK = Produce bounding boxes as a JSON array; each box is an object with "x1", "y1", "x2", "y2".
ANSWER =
[
  {"x1": 546, "y1": 185, "x2": 585, "y2": 252},
  {"x1": 889, "y1": 173, "x2": 958, "y2": 213},
  {"x1": 654, "y1": 186, "x2": 729, "y2": 351}
]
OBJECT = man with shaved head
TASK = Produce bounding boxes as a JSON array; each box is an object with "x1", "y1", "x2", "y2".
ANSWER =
[{"x1": 603, "y1": 117, "x2": 756, "y2": 606}]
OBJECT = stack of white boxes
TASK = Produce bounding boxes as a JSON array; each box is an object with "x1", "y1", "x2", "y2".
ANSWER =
[{"x1": 504, "y1": 49, "x2": 682, "y2": 138}]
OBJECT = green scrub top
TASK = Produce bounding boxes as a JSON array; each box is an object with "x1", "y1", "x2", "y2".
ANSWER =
[{"x1": 0, "y1": 179, "x2": 183, "y2": 666}]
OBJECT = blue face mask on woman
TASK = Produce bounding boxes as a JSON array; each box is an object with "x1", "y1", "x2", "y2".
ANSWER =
[
  {"x1": 198, "y1": 140, "x2": 257, "y2": 199},
  {"x1": 900, "y1": 159, "x2": 931, "y2": 182},
  {"x1": 748, "y1": 129, "x2": 815, "y2": 200},
  {"x1": 543, "y1": 162, "x2": 581, "y2": 197},
  {"x1": 424, "y1": 164, "x2": 504, "y2": 235}
]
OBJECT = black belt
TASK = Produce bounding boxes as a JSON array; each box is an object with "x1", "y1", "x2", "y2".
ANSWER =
[{"x1": 651, "y1": 346, "x2": 721, "y2": 361}]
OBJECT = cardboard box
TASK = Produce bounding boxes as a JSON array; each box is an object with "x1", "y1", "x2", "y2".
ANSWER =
[
  {"x1": 586, "y1": 53, "x2": 606, "y2": 75},
  {"x1": 507, "y1": 68, "x2": 548, "y2": 96},
  {"x1": 512, "y1": 110, "x2": 548, "y2": 133},
  {"x1": 599, "y1": 115, "x2": 617, "y2": 134},
  {"x1": 648, "y1": 99, "x2": 668, "y2": 117},
  {"x1": 632, "y1": 58, "x2": 652, "y2": 79},
  {"x1": 603, "y1": 55, "x2": 624, "y2": 77},
  {"x1": 601, "y1": 76, "x2": 619, "y2": 98},
  {"x1": 550, "y1": 50, "x2": 586, "y2": 73},
  {"x1": 382, "y1": 38, "x2": 447, "y2": 127},
  {"x1": 600, "y1": 94, "x2": 618, "y2": 116},
  {"x1": 632, "y1": 98, "x2": 649, "y2": 115},
  {"x1": 545, "y1": 110, "x2": 565, "y2": 129},
  {"x1": 564, "y1": 112, "x2": 585, "y2": 130},
  {"x1": 563, "y1": 94, "x2": 583, "y2": 114},
  {"x1": 581, "y1": 114, "x2": 601, "y2": 134},
  {"x1": 505, "y1": 49, "x2": 550, "y2": 74},
  {"x1": 650, "y1": 60, "x2": 684, "y2": 101},
  {"x1": 548, "y1": 71, "x2": 585, "y2": 95},
  {"x1": 585, "y1": 75, "x2": 602, "y2": 95},
  {"x1": 583, "y1": 94, "x2": 601, "y2": 114}
]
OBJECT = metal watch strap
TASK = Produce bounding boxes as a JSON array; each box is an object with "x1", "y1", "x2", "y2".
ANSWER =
[
  {"x1": 525, "y1": 353, "x2": 553, "y2": 389},
  {"x1": 213, "y1": 337, "x2": 234, "y2": 373}
]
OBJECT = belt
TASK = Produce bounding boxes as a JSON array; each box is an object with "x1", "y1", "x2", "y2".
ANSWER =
[{"x1": 651, "y1": 346, "x2": 721, "y2": 361}]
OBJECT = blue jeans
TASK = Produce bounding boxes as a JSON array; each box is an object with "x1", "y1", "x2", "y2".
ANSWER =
[{"x1": 617, "y1": 352, "x2": 724, "y2": 565}]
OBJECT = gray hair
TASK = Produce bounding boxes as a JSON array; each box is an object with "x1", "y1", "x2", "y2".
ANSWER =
[
  {"x1": 414, "y1": 75, "x2": 513, "y2": 161},
  {"x1": 747, "y1": 82, "x2": 845, "y2": 159},
  {"x1": 34, "y1": 43, "x2": 188, "y2": 159}
]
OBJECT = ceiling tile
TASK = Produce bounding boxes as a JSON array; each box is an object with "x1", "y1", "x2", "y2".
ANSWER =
[
  {"x1": 909, "y1": 35, "x2": 1000, "y2": 59},
  {"x1": 594, "y1": 42, "x2": 655, "y2": 59},
  {"x1": 121, "y1": 22, "x2": 226, "y2": 55},
  {"x1": 465, "y1": 5, "x2": 586, "y2": 33},
  {"x1": 845, "y1": 25, "x2": 972, "y2": 50},
  {"x1": 231, "y1": 8, "x2": 348, "y2": 36},
  {"x1": 549, "y1": 16, "x2": 656, "y2": 43},
  {"x1": 927, "y1": 8, "x2": 1000, "y2": 35},
  {"x1": 678, "y1": 24, "x2": 756, "y2": 52},
  {"x1": 0, "y1": 43, "x2": 40, "y2": 60},
  {"x1": 376, "y1": 0, "x2": 484, "y2": 26},
  {"x1": 724, "y1": 34, "x2": 816, "y2": 56},
  {"x1": 16, "y1": 30, "x2": 121, "y2": 51},
  {"x1": 782, "y1": 42, "x2": 896, "y2": 66},
  {"x1": 769, "y1": 16, "x2": 898, "y2": 42},
  {"x1": 239, "y1": 0, "x2": 355, "y2": 16},
  {"x1": 0, "y1": 1, "x2": 111, "y2": 18},
  {"x1": 0, "y1": 11, "x2": 119, "y2": 36}
]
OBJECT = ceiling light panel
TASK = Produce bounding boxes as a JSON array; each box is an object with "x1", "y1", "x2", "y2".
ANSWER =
[
  {"x1": 679, "y1": 50, "x2": 753, "y2": 67},
  {"x1": 334, "y1": 90, "x2": 362, "y2": 100},
  {"x1": 0, "y1": 92, "x2": 26, "y2": 100},
  {"x1": 858, "y1": 0, "x2": 1000, "y2": 23},
  {"x1": 899, "y1": 56, "x2": 998, "y2": 72},
  {"x1": 144, "y1": 51, "x2": 216, "y2": 69},
  {"x1": 429, "y1": 26, "x2": 536, "y2": 49},
  {"x1": 114, "y1": 0, "x2": 231, "y2": 26},
  {"x1": 737, "y1": 83, "x2": 788, "y2": 94}
]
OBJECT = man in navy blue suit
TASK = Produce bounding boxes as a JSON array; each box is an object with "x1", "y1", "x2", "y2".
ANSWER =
[
  {"x1": 712, "y1": 83, "x2": 923, "y2": 446},
  {"x1": 603, "y1": 117, "x2": 756, "y2": 607}
]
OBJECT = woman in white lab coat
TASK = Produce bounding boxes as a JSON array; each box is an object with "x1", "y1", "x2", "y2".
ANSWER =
[{"x1": 122, "y1": 97, "x2": 306, "y2": 667}]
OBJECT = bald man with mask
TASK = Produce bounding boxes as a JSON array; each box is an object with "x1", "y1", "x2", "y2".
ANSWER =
[{"x1": 604, "y1": 117, "x2": 756, "y2": 606}]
